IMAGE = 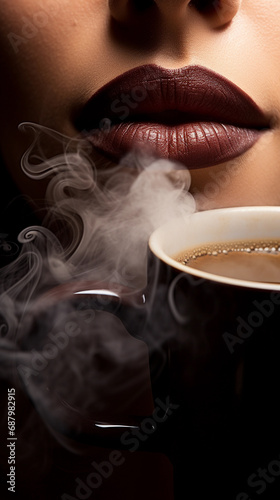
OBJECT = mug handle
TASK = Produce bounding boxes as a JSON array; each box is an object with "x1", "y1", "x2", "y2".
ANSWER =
[{"x1": 29, "y1": 280, "x2": 172, "y2": 453}]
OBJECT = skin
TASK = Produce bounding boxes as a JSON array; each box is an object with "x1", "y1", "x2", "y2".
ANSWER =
[{"x1": 0, "y1": 0, "x2": 280, "y2": 210}]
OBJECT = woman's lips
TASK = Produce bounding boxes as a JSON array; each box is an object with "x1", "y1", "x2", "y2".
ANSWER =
[{"x1": 75, "y1": 65, "x2": 271, "y2": 169}]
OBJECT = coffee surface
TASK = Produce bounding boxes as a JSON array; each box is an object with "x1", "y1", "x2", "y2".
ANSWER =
[{"x1": 176, "y1": 240, "x2": 280, "y2": 283}]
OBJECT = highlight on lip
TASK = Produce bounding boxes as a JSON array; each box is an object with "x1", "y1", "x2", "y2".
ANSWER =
[{"x1": 75, "y1": 64, "x2": 271, "y2": 170}]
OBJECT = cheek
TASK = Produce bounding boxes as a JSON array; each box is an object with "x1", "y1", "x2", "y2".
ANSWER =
[
  {"x1": 0, "y1": 2, "x2": 74, "y2": 169},
  {"x1": 0, "y1": 1, "x2": 63, "y2": 59},
  {"x1": 0, "y1": 1, "x2": 112, "y2": 139},
  {"x1": 0, "y1": 0, "x2": 111, "y2": 186},
  {"x1": 190, "y1": 131, "x2": 280, "y2": 210},
  {"x1": 0, "y1": 2, "x2": 66, "y2": 122},
  {"x1": 243, "y1": 1, "x2": 280, "y2": 91}
]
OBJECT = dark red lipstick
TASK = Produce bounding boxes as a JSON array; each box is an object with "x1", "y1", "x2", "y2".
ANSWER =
[{"x1": 75, "y1": 65, "x2": 270, "y2": 169}]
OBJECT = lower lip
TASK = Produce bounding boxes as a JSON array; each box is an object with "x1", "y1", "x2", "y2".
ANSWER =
[{"x1": 87, "y1": 122, "x2": 263, "y2": 169}]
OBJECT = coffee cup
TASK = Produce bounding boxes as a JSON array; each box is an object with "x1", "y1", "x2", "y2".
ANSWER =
[
  {"x1": 147, "y1": 206, "x2": 280, "y2": 497},
  {"x1": 19, "y1": 206, "x2": 280, "y2": 498}
]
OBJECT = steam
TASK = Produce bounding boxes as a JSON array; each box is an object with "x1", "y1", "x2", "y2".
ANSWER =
[
  {"x1": 18, "y1": 122, "x2": 195, "y2": 287},
  {"x1": 0, "y1": 122, "x2": 195, "y2": 461}
]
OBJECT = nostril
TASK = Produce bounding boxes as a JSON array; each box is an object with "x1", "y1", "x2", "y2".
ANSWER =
[
  {"x1": 109, "y1": 0, "x2": 155, "y2": 23},
  {"x1": 133, "y1": 0, "x2": 155, "y2": 12},
  {"x1": 189, "y1": 0, "x2": 219, "y2": 13}
]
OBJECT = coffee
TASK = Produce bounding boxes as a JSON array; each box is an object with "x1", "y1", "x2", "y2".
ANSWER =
[{"x1": 176, "y1": 239, "x2": 280, "y2": 283}]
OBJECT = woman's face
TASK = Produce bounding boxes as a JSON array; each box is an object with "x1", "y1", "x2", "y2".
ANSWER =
[{"x1": 1, "y1": 0, "x2": 280, "y2": 209}]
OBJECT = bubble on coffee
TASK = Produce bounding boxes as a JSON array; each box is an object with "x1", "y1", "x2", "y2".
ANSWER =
[{"x1": 176, "y1": 239, "x2": 280, "y2": 283}]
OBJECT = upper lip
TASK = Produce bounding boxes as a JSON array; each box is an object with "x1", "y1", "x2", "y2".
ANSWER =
[{"x1": 76, "y1": 64, "x2": 269, "y2": 131}]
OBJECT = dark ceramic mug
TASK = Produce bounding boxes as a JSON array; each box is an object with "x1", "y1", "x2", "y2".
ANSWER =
[{"x1": 19, "y1": 207, "x2": 280, "y2": 498}]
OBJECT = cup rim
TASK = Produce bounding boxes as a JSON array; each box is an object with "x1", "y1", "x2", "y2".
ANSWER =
[{"x1": 149, "y1": 206, "x2": 280, "y2": 291}]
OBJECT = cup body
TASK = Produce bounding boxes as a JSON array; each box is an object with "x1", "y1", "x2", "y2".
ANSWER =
[{"x1": 147, "y1": 207, "x2": 280, "y2": 496}]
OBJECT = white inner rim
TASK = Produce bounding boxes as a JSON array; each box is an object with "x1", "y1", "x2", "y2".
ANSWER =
[{"x1": 149, "y1": 207, "x2": 280, "y2": 291}]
